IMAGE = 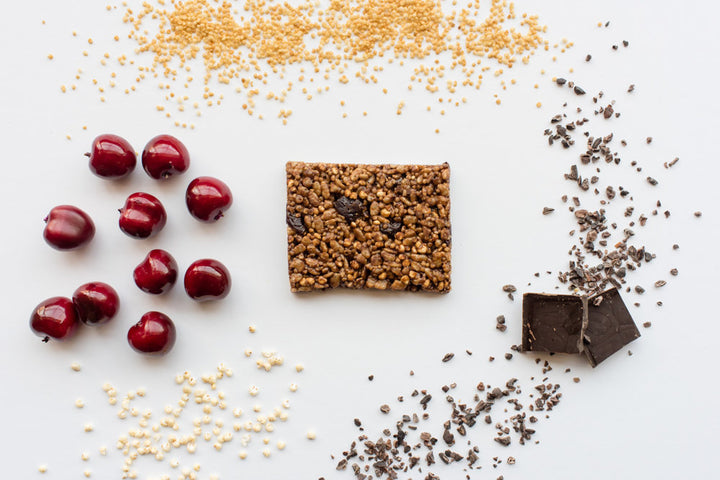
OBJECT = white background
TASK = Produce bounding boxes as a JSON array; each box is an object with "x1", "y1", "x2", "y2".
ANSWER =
[{"x1": 1, "y1": 1, "x2": 718, "y2": 479}]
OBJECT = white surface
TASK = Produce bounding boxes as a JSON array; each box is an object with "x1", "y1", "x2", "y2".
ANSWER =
[{"x1": 1, "y1": 1, "x2": 718, "y2": 479}]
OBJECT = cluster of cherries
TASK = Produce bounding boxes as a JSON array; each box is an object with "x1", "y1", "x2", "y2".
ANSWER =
[{"x1": 30, "y1": 134, "x2": 233, "y2": 355}]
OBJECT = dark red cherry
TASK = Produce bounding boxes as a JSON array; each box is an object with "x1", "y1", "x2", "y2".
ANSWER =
[
  {"x1": 72, "y1": 282, "x2": 119, "y2": 325},
  {"x1": 86, "y1": 134, "x2": 136, "y2": 179},
  {"x1": 43, "y1": 205, "x2": 95, "y2": 250},
  {"x1": 127, "y1": 311, "x2": 176, "y2": 355},
  {"x1": 186, "y1": 176, "x2": 233, "y2": 222},
  {"x1": 141, "y1": 135, "x2": 190, "y2": 179},
  {"x1": 30, "y1": 296, "x2": 79, "y2": 342},
  {"x1": 134, "y1": 249, "x2": 178, "y2": 294},
  {"x1": 119, "y1": 192, "x2": 167, "y2": 239},
  {"x1": 184, "y1": 259, "x2": 231, "y2": 301}
]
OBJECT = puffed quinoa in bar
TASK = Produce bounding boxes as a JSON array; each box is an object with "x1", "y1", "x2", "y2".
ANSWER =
[{"x1": 286, "y1": 162, "x2": 451, "y2": 293}]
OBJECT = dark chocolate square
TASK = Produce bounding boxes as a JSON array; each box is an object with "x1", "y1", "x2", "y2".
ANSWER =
[
  {"x1": 521, "y1": 293, "x2": 587, "y2": 354},
  {"x1": 583, "y1": 288, "x2": 640, "y2": 367}
]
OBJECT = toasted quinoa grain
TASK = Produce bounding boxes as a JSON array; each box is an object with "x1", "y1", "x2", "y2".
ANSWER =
[{"x1": 71, "y1": 0, "x2": 562, "y2": 122}]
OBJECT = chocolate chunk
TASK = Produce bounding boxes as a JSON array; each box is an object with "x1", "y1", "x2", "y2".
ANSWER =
[
  {"x1": 522, "y1": 293, "x2": 587, "y2": 354},
  {"x1": 333, "y1": 195, "x2": 365, "y2": 222},
  {"x1": 583, "y1": 288, "x2": 640, "y2": 367},
  {"x1": 285, "y1": 212, "x2": 306, "y2": 234}
]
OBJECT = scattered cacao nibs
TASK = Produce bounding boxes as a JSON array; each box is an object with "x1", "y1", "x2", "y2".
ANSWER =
[
  {"x1": 380, "y1": 404, "x2": 390, "y2": 414},
  {"x1": 643, "y1": 322, "x2": 652, "y2": 328},
  {"x1": 646, "y1": 136, "x2": 653, "y2": 144},
  {"x1": 670, "y1": 268, "x2": 678, "y2": 276},
  {"x1": 585, "y1": 54, "x2": 592, "y2": 62},
  {"x1": 573, "y1": 377, "x2": 580, "y2": 383},
  {"x1": 574, "y1": 86, "x2": 586, "y2": 95},
  {"x1": 647, "y1": 176, "x2": 658, "y2": 186},
  {"x1": 504, "y1": 353, "x2": 513, "y2": 360},
  {"x1": 694, "y1": 211, "x2": 702, "y2": 217},
  {"x1": 542, "y1": 207, "x2": 555, "y2": 215},
  {"x1": 368, "y1": 375, "x2": 374, "y2": 381},
  {"x1": 654, "y1": 280, "x2": 666, "y2": 288},
  {"x1": 442, "y1": 353, "x2": 455, "y2": 363},
  {"x1": 623, "y1": 40, "x2": 629, "y2": 47},
  {"x1": 502, "y1": 284, "x2": 517, "y2": 293}
]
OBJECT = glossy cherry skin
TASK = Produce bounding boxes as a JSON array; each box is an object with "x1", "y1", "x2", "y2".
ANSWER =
[
  {"x1": 186, "y1": 176, "x2": 233, "y2": 222},
  {"x1": 87, "y1": 134, "x2": 136, "y2": 179},
  {"x1": 30, "y1": 296, "x2": 79, "y2": 342},
  {"x1": 72, "y1": 282, "x2": 119, "y2": 325},
  {"x1": 127, "y1": 311, "x2": 176, "y2": 355},
  {"x1": 118, "y1": 192, "x2": 167, "y2": 239},
  {"x1": 184, "y1": 259, "x2": 231, "y2": 301},
  {"x1": 43, "y1": 205, "x2": 95, "y2": 250},
  {"x1": 134, "y1": 249, "x2": 178, "y2": 294},
  {"x1": 141, "y1": 135, "x2": 190, "y2": 179}
]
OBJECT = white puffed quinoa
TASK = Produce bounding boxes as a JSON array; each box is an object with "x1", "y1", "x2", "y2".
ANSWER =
[
  {"x1": 257, "y1": 415, "x2": 267, "y2": 424},
  {"x1": 282, "y1": 399, "x2": 290, "y2": 409},
  {"x1": 262, "y1": 448, "x2": 271, "y2": 457},
  {"x1": 223, "y1": 432, "x2": 233, "y2": 442},
  {"x1": 136, "y1": 387, "x2": 146, "y2": 397},
  {"x1": 170, "y1": 458, "x2": 179, "y2": 468},
  {"x1": 277, "y1": 440, "x2": 286, "y2": 450},
  {"x1": 203, "y1": 432, "x2": 212, "y2": 441},
  {"x1": 175, "y1": 374, "x2": 185, "y2": 384},
  {"x1": 75, "y1": 398, "x2": 85, "y2": 408},
  {"x1": 248, "y1": 385, "x2": 259, "y2": 396},
  {"x1": 187, "y1": 443, "x2": 196, "y2": 453},
  {"x1": 38, "y1": 465, "x2": 48, "y2": 473},
  {"x1": 71, "y1": 362, "x2": 82, "y2": 372},
  {"x1": 306, "y1": 430, "x2": 316, "y2": 440},
  {"x1": 102, "y1": 383, "x2": 112, "y2": 392},
  {"x1": 181, "y1": 467, "x2": 191, "y2": 476},
  {"x1": 252, "y1": 423, "x2": 262, "y2": 433},
  {"x1": 241, "y1": 434, "x2": 251, "y2": 446},
  {"x1": 289, "y1": 383, "x2": 298, "y2": 392},
  {"x1": 279, "y1": 412, "x2": 289, "y2": 421},
  {"x1": 295, "y1": 364, "x2": 304, "y2": 372},
  {"x1": 193, "y1": 463, "x2": 201, "y2": 472},
  {"x1": 84, "y1": 423, "x2": 94, "y2": 432},
  {"x1": 248, "y1": 325, "x2": 256, "y2": 333},
  {"x1": 262, "y1": 437, "x2": 270, "y2": 445},
  {"x1": 266, "y1": 423, "x2": 275, "y2": 433},
  {"x1": 238, "y1": 451, "x2": 248, "y2": 459},
  {"x1": 253, "y1": 404, "x2": 262, "y2": 413},
  {"x1": 99, "y1": 446, "x2": 107, "y2": 456},
  {"x1": 213, "y1": 442, "x2": 222, "y2": 451},
  {"x1": 244, "y1": 348, "x2": 252, "y2": 357},
  {"x1": 81, "y1": 452, "x2": 89, "y2": 461},
  {"x1": 209, "y1": 475, "x2": 219, "y2": 480},
  {"x1": 83, "y1": 470, "x2": 91, "y2": 477},
  {"x1": 232, "y1": 407, "x2": 242, "y2": 418}
]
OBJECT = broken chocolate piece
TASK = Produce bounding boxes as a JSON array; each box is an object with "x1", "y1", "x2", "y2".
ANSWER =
[
  {"x1": 521, "y1": 293, "x2": 587, "y2": 354},
  {"x1": 583, "y1": 288, "x2": 640, "y2": 367}
]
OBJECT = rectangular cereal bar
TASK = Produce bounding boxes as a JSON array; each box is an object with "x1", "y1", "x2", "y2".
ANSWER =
[{"x1": 286, "y1": 162, "x2": 451, "y2": 293}]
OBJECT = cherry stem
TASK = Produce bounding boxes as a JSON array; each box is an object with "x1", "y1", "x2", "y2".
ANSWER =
[{"x1": 42, "y1": 336, "x2": 49, "y2": 343}]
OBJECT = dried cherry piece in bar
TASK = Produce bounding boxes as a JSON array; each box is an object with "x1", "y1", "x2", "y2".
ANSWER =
[
  {"x1": 333, "y1": 196, "x2": 365, "y2": 222},
  {"x1": 380, "y1": 221, "x2": 402, "y2": 237},
  {"x1": 286, "y1": 212, "x2": 307, "y2": 234},
  {"x1": 583, "y1": 287, "x2": 640, "y2": 367},
  {"x1": 521, "y1": 293, "x2": 587, "y2": 354}
]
